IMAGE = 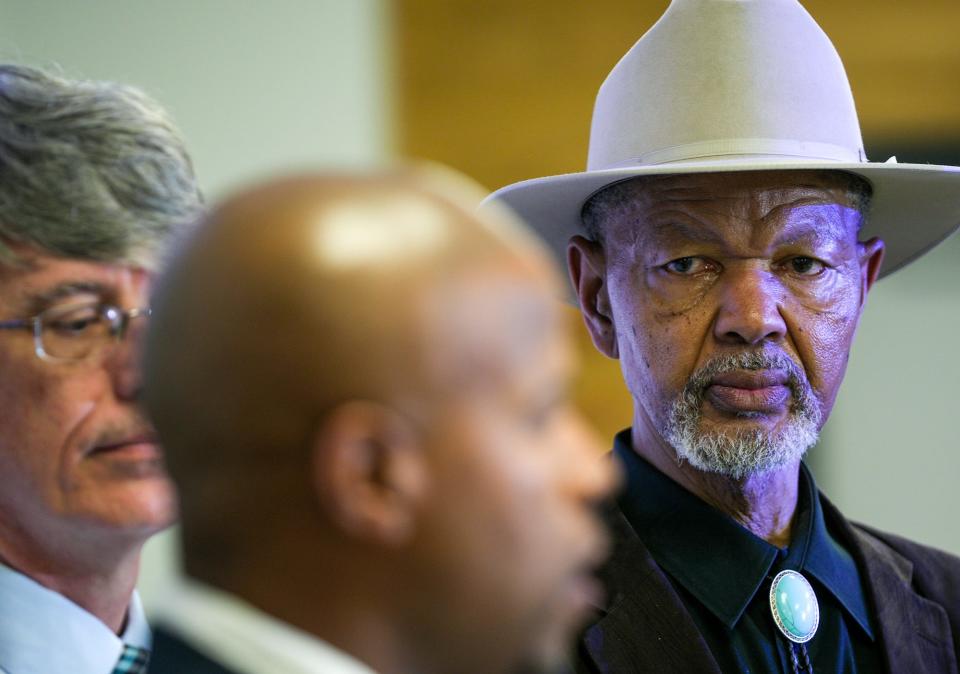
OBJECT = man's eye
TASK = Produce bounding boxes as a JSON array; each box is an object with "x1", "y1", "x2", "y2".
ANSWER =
[
  {"x1": 47, "y1": 310, "x2": 103, "y2": 336},
  {"x1": 788, "y1": 256, "x2": 826, "y2": 275},
  {"x1": 664, "y1": 257, "x2": 706, "y2": 274}
]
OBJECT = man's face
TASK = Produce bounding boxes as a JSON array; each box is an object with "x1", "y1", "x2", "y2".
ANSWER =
[
  {"x1": 576, "y1": 171, "x2": 883, "y2": 477},
  {"x1": 413, "y1": 268, "x2": 617, "y2": 673},
  {"x1": 0, "y1": 246, "x2": 175, "y2": 568}
]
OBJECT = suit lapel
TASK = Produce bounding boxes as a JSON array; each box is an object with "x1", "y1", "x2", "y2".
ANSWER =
[
  {"x1": 824, "y1": 497, "x2": 958, "y2": 674},
  {"x1": 580, "y1": 510, "x2": 721, "y2": 673}
]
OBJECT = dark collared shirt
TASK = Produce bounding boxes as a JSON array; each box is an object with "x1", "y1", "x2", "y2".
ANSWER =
[{"x1": 613, "y1": 430, "x2": 883, "y2": 673}]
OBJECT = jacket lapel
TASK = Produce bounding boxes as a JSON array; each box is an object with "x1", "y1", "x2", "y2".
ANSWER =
[
  {"x1": 579, "y1": 510, "x2": 721, "y2": 673},
  {"x1": 824, "y1": 497, "x2": 958, "y2": 674}
]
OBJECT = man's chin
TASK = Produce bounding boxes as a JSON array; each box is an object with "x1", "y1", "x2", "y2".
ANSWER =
[
  {"x1": 669, "y1": 424, "x2": 818, "y2": 480},
  {"x1": 70, "y1": 475, "x2": 178, "y2": 539},
  {"x1": 122, "y1": 479, "x2": 178, "y2": 533}
]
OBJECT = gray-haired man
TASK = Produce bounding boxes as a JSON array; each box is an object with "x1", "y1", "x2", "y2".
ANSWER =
[{"x1": 0, "y1": 64, "x2": 202, "y2": 674}]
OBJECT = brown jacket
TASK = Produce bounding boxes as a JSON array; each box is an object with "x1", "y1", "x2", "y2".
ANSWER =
[{"x1": 575, "y1": 495, "x2": 960, "y2": 673}]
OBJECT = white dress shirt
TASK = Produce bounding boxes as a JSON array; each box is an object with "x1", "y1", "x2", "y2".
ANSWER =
[
  {"x1": 153, "y1": 578, "x2": 379, "y2": 674},
  {"x1": 0, "y1": 562, "x2": 150, "y2": 674}
]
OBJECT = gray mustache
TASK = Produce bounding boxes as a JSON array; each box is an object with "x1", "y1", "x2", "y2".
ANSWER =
[{"x1": 682, "y1": 350, "x2": 816, "y2": 413}]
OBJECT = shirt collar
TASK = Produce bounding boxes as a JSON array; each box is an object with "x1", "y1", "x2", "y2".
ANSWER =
[
  {"x1": 613, "y1": 430, "x2": 873, "y2": 638},
  {"x1": 791, "y1": 460, "x2": 874, "y2": 639},
  {"x1": 122, "y1": 590, "x2": 152, "y2": 649},
  {"x1": 153, "y1": 578, "x2": 380, "y2": 674},
  {"x1": 0, "y1": 562, "x2": 142, "y2": 674}
]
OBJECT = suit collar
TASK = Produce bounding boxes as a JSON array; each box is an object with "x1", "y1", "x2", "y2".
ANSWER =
[{"x1": 583, "y1": 505, "x2": 722, "y2": 673}]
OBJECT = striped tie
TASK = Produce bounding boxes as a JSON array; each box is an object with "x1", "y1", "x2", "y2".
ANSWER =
[{"x1": 112, "y1": 644, "x2": 150, "y2": 674}]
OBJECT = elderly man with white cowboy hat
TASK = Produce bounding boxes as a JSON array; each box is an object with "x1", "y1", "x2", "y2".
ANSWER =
[{"x1": 487, "y1": 0, "x2": 960, "y2": 672}]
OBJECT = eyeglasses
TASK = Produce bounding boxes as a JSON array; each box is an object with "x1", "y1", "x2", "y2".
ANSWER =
[{"x1": 0, "y1": 301, "x2": 151, "y2": 362}]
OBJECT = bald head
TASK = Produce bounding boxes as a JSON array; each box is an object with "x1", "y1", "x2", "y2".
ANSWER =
[{"x1": 146, "y1": 169, "x2": 558, "y2": 462}]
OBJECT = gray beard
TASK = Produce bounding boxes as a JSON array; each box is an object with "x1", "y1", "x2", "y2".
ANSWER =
[{"x1": 662, "y1": 350, "x2": 822, "y2": 480}]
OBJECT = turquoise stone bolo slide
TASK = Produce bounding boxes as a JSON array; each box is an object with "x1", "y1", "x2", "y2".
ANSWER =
[
  {"x1": 769, "y1": 569, "x2": 820, "y2": 643},
  {"x1": 770, "y1": 569, "x2": 820, "y2": 672}
]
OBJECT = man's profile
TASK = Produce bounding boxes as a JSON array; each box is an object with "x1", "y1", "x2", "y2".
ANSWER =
[
  {"x1": 143, "y1": 169, "x2": 617, "y2": 674},
  {"x1": 0, "y1": 64, "x2": 202, "y2": 674}
]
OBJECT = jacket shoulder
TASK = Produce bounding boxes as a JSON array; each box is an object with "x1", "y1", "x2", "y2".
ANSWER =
[
  {"x1": 852, "y1": 522, "x2": 960, "y2": 590},
  {"x1": 850, "y1": 521, "x2": 960, "y2": 653}
]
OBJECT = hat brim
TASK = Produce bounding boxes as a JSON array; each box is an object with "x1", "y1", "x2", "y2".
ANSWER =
[{"x1": 484, "y1": 160, "x2": 960, "y2": 279}]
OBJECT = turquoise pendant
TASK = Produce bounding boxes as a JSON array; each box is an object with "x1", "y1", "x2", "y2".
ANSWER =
[{"x1": 769, "y1": 570, "x2": 820, "y2": 644}]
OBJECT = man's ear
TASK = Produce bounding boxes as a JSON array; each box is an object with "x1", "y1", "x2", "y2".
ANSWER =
[
  {"x1": 859, "y1": 237, "x2": 885, "y2": 308},
  {"x1": 311, "y1": 401, "x2": 428, "y2": 547},
  {"x1": 568, "y1": 235, "x2": 618, "y2": 359}
]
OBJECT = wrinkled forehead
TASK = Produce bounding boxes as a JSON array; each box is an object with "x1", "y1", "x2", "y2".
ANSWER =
[
  {"x1": 589, "y1": 170, "x2": 868, "y2": 247},
  {"x1": 0, "y1": 245, "x2": 150, "y2": 314}
]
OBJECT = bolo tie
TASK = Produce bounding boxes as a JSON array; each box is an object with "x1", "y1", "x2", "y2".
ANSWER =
[{"x1": 769, "y1": 569, "x2": 820, "y2": 673}]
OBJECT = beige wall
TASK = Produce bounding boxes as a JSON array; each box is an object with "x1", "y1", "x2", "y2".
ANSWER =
[{"x1": 0, "y1": 0, "x2": 391, "y2": 200}]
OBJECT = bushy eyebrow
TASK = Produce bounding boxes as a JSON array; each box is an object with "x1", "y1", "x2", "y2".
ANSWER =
[{"x1": 22, "y1": 281, "x2": 110, "y2": 316}]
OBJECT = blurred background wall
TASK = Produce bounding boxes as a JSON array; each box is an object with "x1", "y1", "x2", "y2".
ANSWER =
[
  {"x1": 1, "y1": 0, "x2": 957, "y2": 612},
  {"x1": 0, "y1": 0, "x2": 391, "y2": 198}
]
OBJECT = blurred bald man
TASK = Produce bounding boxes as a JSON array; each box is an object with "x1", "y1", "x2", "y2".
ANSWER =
[{"x1": 143, "y1": 169, "x2": 617, "y2": 674}]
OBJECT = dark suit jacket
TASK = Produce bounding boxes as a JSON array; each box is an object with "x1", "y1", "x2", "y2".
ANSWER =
[
  {"x1": 148, "y1": 626, "x2": 240, "y2": 674},
  {"x1": 575, "y1": 495, "x2": 960, "y2": 673}
]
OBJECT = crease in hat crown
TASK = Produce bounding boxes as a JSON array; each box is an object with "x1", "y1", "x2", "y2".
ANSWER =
[
  {"x1": 484, "y1": 0, "x2": 960, "y2": 279},
  {"x1": 588, "y1": 0, "x2": 866, "y2": 170}
]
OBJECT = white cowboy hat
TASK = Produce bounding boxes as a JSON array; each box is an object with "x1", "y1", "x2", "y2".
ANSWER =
[{"x1": 484, "y1": 0, "x2": 960, "y2": 277}]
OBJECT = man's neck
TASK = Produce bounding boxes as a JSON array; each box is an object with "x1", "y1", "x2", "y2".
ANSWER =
[
  {"x1": 631, "y1": 422, "x2": 800, "y2": 548},
  {"x1": 0, "y1": 541, "x2": 142, "y2": 633}
]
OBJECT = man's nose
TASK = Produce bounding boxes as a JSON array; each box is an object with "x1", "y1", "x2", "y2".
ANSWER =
[
  {"x1": 103, "y1": 313, "x2": 148, "y2": 401},
  {"x1": 713, "y1": 266, "x2": 787, "y2": 346}
]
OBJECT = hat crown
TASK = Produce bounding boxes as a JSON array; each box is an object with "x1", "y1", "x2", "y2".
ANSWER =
[{"x1": 588, "y1": 0, "x2": 866, "y2": 169}]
